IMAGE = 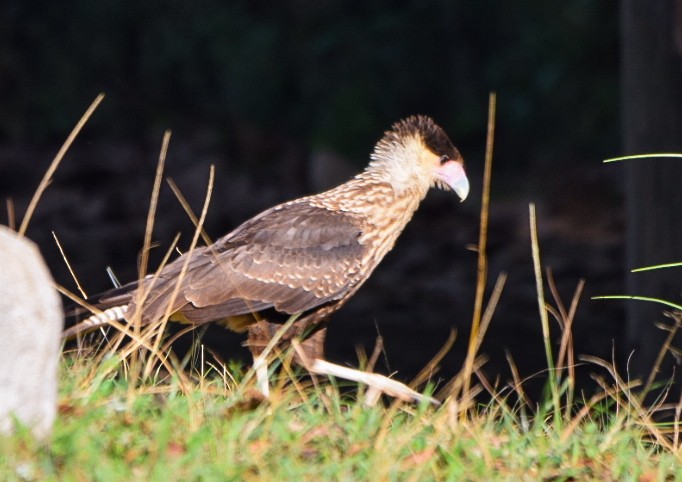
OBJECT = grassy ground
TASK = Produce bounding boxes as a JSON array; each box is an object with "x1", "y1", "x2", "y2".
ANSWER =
[{"x1": 1, "y1": 337, "x2": 681, "y2": 481}]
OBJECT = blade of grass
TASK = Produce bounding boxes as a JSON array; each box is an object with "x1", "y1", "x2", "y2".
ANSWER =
[
  {"x1": 529, "y1": 203, "x2": 561, "y2": 427},
  {"x1": 166, "y1": 177, "x2": 214, "y2": 246},
  {"x1": 239, "y1": 314, "x2": 300, "y2": 394},
  {"x1": 460, "y1": 91, "x2": 496, "y2": 409},
  {"x1": 641, "y1": 313, "x2": 682, "y2": 400},
  {"x1": 144, "y1": 164, "x2": 215, "y2": 378},
  {"x1": 6, "y1": 198, "x2": 15, "y2": 230},
  {"x1": 505, "y1": 351, "x2": 530, "y2": 431},
  {"x1": 106, "y1": 267, "x2": 122, "y2": 288},
  {"x1": 604, "y1": 153, "x2": 682, "y2": 163},
  {"x1": 632, "y1": 262, "x2": 682, "y2": 272},
  {"x1": 126, "y1": 130, "x2": 172, "y2": 405},
  {"x1": 52, "y1": 230, "x2": 88, "y2": 299},
  {"x1": 366, "y1": 335, "x2": 384, "y2": 373},
  {"x1": 19, "y1": 93, "x2": 105, "y2": 236},
  {"x1": 545, "y1": 270, "x2": 584, "y2": 421},
  {"x1": 410, "y1": 328, "x2": 456, "y2": 390},
  {"x1": 593, "y1": 295, "x2": 682, "y2": 312},
  {"x1": 674, "y1": 390, "x2": 682, "y2": 451},
  {"x1": 557, "y1": 279, "x2": 583, "y2": 419},
  {"x1": 137, "y1": 131, "x2": 172, "y2": 296},
  {"x1": 475, "y1": 273, "x2": 507, "y2": 353},
  {"x1": 582, "y1": 354, "x2": 677, "y2": 454}
]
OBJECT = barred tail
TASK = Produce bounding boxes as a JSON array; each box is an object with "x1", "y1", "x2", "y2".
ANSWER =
[{"x1": 62, "y1": 305, "x2": 129, "y2": 339}]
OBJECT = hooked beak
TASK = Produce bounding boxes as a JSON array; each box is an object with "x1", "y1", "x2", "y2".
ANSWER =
[{"x1": 438, "y1": 160, "x2": 469, "y2": 202}]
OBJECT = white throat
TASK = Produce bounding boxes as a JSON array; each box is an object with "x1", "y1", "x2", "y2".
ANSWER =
[{"x1": 360, "y1": 135, "x2": 431, "y2": 198}]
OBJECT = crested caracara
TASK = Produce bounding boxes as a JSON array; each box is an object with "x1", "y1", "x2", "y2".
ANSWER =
[{"x1": 65, "y1": 115, "x2": 469, "y2": 404}]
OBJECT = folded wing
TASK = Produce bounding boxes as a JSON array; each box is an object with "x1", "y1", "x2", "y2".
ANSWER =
[{"x1": 127, "y1": 201, "x2": 367, "y2": 325}]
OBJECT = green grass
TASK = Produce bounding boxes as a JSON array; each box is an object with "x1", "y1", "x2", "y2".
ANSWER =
[{"x1": 1, "y1": 347, "x2": 680, "y2": 481}]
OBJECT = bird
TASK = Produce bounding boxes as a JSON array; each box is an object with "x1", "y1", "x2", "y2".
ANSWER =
[{"x1": 64, "y1": 115, "x2": 469, "y2": 404}]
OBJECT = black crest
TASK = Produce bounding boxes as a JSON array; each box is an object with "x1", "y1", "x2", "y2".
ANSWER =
[{"x1": 390, "y1": 115, "x2": 461, "y2": 162}]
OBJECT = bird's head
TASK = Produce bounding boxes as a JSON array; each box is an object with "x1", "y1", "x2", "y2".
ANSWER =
[{"x1": 368, "y1": 115, "x2": 469, "y2": 201}]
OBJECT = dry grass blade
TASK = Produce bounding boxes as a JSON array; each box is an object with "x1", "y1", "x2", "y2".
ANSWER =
[
  {"x1": 56, "y1": 285, "x2": 99, "y2": 314},
  {"x1": 60, "y1": 309, "x2": 189, "y2": 394},
  {"x1": 545, "y1": 269, "x2": 568, "y2": 324},
  {"x1": 410, "y1": 328, "x2": 456, "y2": 390},
  {"x1": 460, "y1": 91, "x2": 496, "y2": 406},
  {"x1": 238, "y1": 314, "x2": 300, "y2": 393},
  {"x1": 558, "y1": 279, "x2": 584, "y2": 373},
  {"x1": 131, "y1": 233, "x2": 182, "y2": 317},
  {"x1": 19, "y1": 93, "x2": 105, "y2": 236},
  {"x1": 126, "y1": 130, "x2": 172, "y2": 402},
  {"x1": 595, "y1": 296, "x2": 682, "y2": 406},
  {"x1": 546, "y1": 271, "x2": 584, "y2": 418},
  {"x1": 558, "y1": 383, "x2": 624, "y2": 444},
  {"x1": 475, "y1": 368, "x2": 518, "y2": 423},
  {"x1": 279, "y1": 344, "x2": 316, "y2": 404},
  {"x1": 52, "y1": 231, "x2": 87, "y2": 299},
  {"x1": 366, "y1": 335, "x2": 384, "y2": 373},
  {"x1": 475, "y1": 273, "x2": 507, "y2": 353},
  {"x1": 447, "y1": 273, "x2": 505, "y2": 406},
  {"x1": 144, "y1": 164, "x2": 216, "y2": 379},
  {"x1": 642, "y1": 312, "x2": 682, "y2": 400},
  {"x1": 137, "y1": 130, "x2": 172, "y2": 302},
  {"x1": 505, "y1": 351, "x2": 530, "y2": 430},
  {"x1": 6, "y1": 198, "x2": 15, "y2": 230},
  {"x1": 529, "y1": 203, "x2": 561, "y2": 424},
  {"x1": 437, "y1": 355, "x2": 487, "y2": 403},
  {"x1": 674, "y1": 391, "x2": 682, "y2": 451},
  {"x1": 581, "y1": 354, "x2": 678, "y2": 455},
  {"x1": 161, "y1": 323, "x2": 213, "y2": 355},
  {"x1": 167, "y1": 177, "x2": 214, "y2": 246}
]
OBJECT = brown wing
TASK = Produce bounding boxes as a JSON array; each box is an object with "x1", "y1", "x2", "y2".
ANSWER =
[{"x1": 129, "y1": 201, "x2": 368, "y2": 324}]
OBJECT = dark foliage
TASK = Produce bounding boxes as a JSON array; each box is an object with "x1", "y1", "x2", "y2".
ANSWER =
[{"x1": 0, "y1": 1, "x2": 617, "y2": 166}]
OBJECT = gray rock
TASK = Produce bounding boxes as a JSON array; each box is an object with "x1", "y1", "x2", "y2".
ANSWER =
[{"x1": 0, "y1": 226, "x2": 63, "y2": 439}]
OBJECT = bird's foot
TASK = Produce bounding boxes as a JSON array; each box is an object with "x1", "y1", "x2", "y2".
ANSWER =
[
  {"x1": 249, "y1": 338, "x2": 439, "y2": 407},
  {"x1": 290, "y1": 339, "x2": 438, "y2": 406},
  {"x1": 306, "y1": 358, "x2": 439, "y2": 407},
  {"x1": 252, "y1": 354, "x2": 270, "y2": 398}
]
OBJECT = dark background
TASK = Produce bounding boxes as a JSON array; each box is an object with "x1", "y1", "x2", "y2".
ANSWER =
[{"x1": 1, "y1": 1, "x2": 679, "y2": 398}]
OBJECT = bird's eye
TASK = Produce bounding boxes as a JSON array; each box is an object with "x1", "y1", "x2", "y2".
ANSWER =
[{"x1": 439, "y1": 155, "x2": 449, "y2": 165}]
